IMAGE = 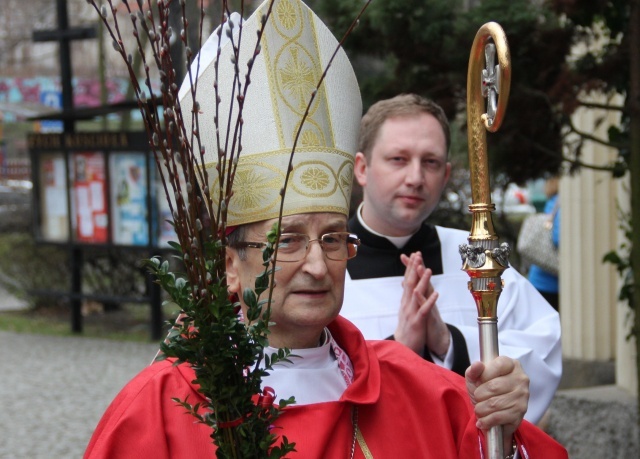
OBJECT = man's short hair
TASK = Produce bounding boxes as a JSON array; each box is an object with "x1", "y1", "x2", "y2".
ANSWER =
[{"x1": 358, "y1": 94, "x2": 451, "y2": 160}]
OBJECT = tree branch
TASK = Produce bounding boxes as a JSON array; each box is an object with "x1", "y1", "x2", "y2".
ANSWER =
[
  {"x1": 577, "y1": 99, "x2": 626, "y2": 112},
  {"x1": 528, "y1": 137, "x2": 620, "y2": 173},
  {"x1": 567, "y1": 117, "x2": 628, "y2": 150}
]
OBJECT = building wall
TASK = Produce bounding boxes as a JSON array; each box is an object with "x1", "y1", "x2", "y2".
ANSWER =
[{"x1": 560, "y1": 94, "x2": 637, "y2": 395}]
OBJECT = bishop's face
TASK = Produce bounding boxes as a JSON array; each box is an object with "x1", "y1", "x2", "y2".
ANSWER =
[{"x1": 226, "y1": 212, "x2": 348, "y2": 349}]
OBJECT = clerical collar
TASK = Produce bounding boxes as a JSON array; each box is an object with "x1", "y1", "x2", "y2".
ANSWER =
[
  {"x1": 318, "y1": 327, "x2": 329, "y2": 346},
  {"x1": 260, "y1": 327, "x2": 354, "y2": 405},
  {"x1": 356, "y1": 203, "x2": 416, "y2": 249},
  {"x1": 264, "y1": 328, "x2": 351, "y2": 383}
]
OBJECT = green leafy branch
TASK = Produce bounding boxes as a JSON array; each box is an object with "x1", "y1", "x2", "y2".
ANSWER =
[
  {"x1": 603, "y1": 207, "x2": 636, "y2": 339},
  {"x1": 145, "y1": 223, "x2": 296, "y2": 458}
]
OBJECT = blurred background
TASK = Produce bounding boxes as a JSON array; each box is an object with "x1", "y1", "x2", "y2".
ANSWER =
[{"x1": 0, "y1": 0, "x2": 637, "y2": 457}]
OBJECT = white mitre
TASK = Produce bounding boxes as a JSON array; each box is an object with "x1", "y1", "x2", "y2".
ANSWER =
[{"x1": 179, "y1": 0, "x2": 362, "y2": 226}]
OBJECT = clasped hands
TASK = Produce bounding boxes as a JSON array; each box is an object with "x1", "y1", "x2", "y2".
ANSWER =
[
  {"x1": 394, "y1": 252, "x2": 529, "y2": 447},
  {"x1": 394, "y1": 252, "x2": 448, "y2": 357}
]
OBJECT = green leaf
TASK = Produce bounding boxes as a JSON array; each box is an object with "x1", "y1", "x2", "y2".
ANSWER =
[
  {"x1": 603, "y1": 251, "x2": 624, "y2": 266},
  {"x1": 243, "y1": 288, "x2": 258, "y2": 308},
  {"x1": 167, "y1": 240, "x2": 183, "y2": 253}
]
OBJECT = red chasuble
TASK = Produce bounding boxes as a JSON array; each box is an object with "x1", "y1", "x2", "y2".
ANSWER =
[{"x1": 84, "y1": 316, "x2": 567, "y2": 458}]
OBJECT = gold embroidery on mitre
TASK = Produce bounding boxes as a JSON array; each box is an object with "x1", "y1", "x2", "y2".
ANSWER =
[
  {"x1": 261, "y1": 0, "x2": 336, "y2": 150},
  {"x1": 229, "y1": 162, "x2": 285, "y2": 216},
  {"x1": 291, "y1": 159, "x2": 339, "y2": 198},
  {"x1": 232, "y1": 168, "x2": 276, "y2": 211},
  {"x1": 300, "y1": 166, "x2": 330, "y2": 190},
  {"x1": 300, "y1": 130, "x2": 320, "y2": 147},
  {"x1": 276, "y1": 0, "x2": 298, "y2": 32},
  {"x1": 205, "y1": 147, "x2": 352, "y2": 226},
  {"x1": 280, "y1": 47, "x2": 316, "y2": 111},
  {"x1": 206, "y1": 161, "x2": 284, "y2": 221},
  {"x1": 338, "y1": 161, "x2": 355, "y2": 201}
]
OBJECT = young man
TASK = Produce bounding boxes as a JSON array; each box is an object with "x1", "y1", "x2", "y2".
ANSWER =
[
  {"x1": 85, "y1": 2, "x2": 566, "y2": 457},
  {"x1": 340, "y1": 94, "x2": 562, "y2": 425}
]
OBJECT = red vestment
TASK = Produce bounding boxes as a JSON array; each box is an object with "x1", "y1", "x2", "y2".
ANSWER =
[{"x1": 84, "y1": 316, "x2": 567, "y2": 458}]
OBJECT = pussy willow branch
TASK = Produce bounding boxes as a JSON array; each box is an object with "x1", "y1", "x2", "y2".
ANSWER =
[
  {"x1": 92, "y1": 3, "x2": 177, "y2": 238},
  {"x1": 154, "y1": 3, "x2": 212, "y2": 293},
  {"x1": 222, "y1": 2, "x2": 277, "y2": 236},
  {"x1": 139, "y1": 2, "x2": 207, "y2": 297},
  {"x1": 180, "y1": 1, "x2": 216, "y2": 236},
  {"x1": 88, "y1": 2, "x2": 346, "y2": 457},
  {"x1": 90, "y1": 0, "x2": 210, "y2": 299},
  {"x1": 218, "y1": 16, "x2": 242, "y2": 230}
]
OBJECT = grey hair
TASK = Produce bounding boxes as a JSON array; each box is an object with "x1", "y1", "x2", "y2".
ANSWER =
[{"x1": 226, "y1": 224, "x2": 249, "y2": 261}]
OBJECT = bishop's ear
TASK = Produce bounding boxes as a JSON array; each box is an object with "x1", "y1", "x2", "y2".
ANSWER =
[{"x1": 225, "y1": 249, "x2": 241, "y2": 294}]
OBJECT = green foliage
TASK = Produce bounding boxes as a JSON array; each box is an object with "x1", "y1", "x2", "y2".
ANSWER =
[
  {"x1": 146, "y1": 224, "x2": 295, "y2": 459},
  {"x1": 603, "y1": 209, "x2": 636, "y2": 339},
  {"x1": 316, "y1": 0, "x2": 631, "y2": 183},
  {"x1": 0, "y1": 232, "x2": 148, "y2": 309},
  {"x1": 0, "y1": 233, "x2": 68, "y2": 306}
]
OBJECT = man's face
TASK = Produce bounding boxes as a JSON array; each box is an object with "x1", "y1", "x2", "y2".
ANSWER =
[
  {"x1": 226, "y1": 212, "x2": 348, "y2": 349},
  {"x1": 355, "y1": 113, "x2": 451, "y2": 236}
]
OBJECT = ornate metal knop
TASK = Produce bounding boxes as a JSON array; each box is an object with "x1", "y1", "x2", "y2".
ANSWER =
[
  {"x1": 459, "y1": 244, "x2": 486, "y2": 268},
  {"x1": 491, "y1": 243, "x2": 511, "y2": 268}
]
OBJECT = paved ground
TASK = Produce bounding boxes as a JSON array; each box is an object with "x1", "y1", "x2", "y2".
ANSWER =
[
  {"x1": 0, "y1": 253, "x2": 164, "y2": 458},
  {"x1": 0, "y1": 330, "x2": 160, "y2": 458}
]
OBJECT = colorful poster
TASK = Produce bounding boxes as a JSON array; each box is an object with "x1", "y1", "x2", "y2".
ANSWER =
[
  {"x1": 71, "y1": 152, "x2": 108, "y2": 243},
  {"x1": 39, "y1": 153, "x2": 69, "y2": 241},
  {"x1": 110, "y1": 153, "x2": 149, "y2": 246}
]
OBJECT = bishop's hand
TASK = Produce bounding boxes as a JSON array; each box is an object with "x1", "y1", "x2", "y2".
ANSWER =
[{"x1": 465, "y1": 356, "x2": 530, "y2": 453}]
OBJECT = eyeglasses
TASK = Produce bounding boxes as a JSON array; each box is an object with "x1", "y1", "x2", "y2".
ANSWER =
[{"x1": 233, "y1": 232, "x2": 360, "y2": 262}]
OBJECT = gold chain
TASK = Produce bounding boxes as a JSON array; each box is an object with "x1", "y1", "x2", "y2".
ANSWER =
[
  {"x1": 350, "y1": 406, "x2": 358, "y2": 459},
  {"x1": 350, "y1": 406, "x2": 374, "y2": 459}
]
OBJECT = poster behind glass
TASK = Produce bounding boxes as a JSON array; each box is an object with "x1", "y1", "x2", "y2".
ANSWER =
[
  {"x1": 110, "y1": 153, "x2": 149, "y2": 246},
  {"x1": 39, "y1": 153, "x2": 69, "y2": 241},
  {"x1": 70, "y1": 152, "x2": 108, "y2": 243}
]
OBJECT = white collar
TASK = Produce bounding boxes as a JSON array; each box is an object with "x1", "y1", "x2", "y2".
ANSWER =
[
  {"x1": 356, "y1": 203, "x2": 416, "y2": 249},
  {"x1": 260, "y1": 327, "x2": 353, "y2": 405}
]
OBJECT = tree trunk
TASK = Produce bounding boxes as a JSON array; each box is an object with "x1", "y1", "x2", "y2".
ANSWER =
[{"x1": 628, "y1": 0, "x2": 640, "y2": 422}]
